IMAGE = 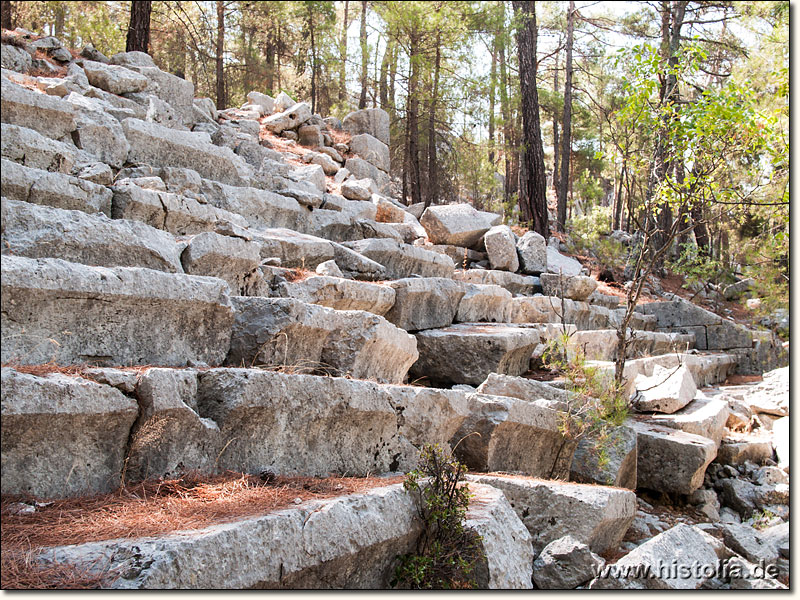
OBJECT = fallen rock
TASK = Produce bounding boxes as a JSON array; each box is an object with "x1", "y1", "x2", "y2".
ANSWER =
[
  {"x1": 262, "y1": 102, "x2": 312, "y2": 134},
  {"x1": 570, "y1": 425, "x2": 638, "y2": 489},
  {"x1": 276, "y1": 275, "x2": 395, "y2": 316},
  {"x1": 721, "y1": 523, "x2": 779, "y2": 566},
  {"x1": 648, "y1": 396, "x2": 729, "y2": 446},
  {"x1": 546, "y1": 246, "x2": 582, "y2": 276},
  {"x1": 1, "y1": 255, "x2": 234, "y2": 367},
  {"x1": 468, "y1": 474, "x2": 636, "y2": 554},
  {"x1": 200, "y1": 181, "x2": 305, "y2": 230},
  {"x1": 516, "y1": 231, "x2": 547, "y2": 274},
  {"x1": 453, "y1": 269, "x2": 539, "y2": 296},
  {"x1": 82, "y1": 59, "x2": 149, "y2": 94},
  {"x1": 383, "y1": 278, "x2": 465, "y2": 331},
  {"x1": 483, "y1": 225, "x2": 519, "y2": 272},
  {"x1": 726, "y1": 556, "x2": 787, "y2": 589},
  {"x1": 342, "y1": 107, "x2": 390, "y2": 145},
  {"x1": 343, "y1": 157, "x2": 390, "y2": 190},
  {"x1": 246, "y1": 91, "x2": 274, "y2": 114},
  {"x1": 540, "y1": 273, "x2": 598, "y2": 301},
  {"x1": 349, "y1": 133, "x2": 390, "y2": 172},
  {"x1": 411, "y1": 324, "x2": 540, "y2": 386},
  {"x1": 1, "y1": 122, "x2": 77, "y2": 172},
  {"x1": 64, "y1": 93, "x2": 130, "y2": 167},
  {"x1": 631, "y1": 364, "x2": 697, "y2": 414},
  {"x1": 420, "y1": 204, "x2": 501, "y2": 247},
  {"x1": 533, "y1": 535, "x2": 605, "y2": 589},
  {"x1": 180, "y1": 231, "x2": 261, "y2": 295},
  {"x1": 455, "y1": 284, "x2": 512, "y2": 323},
  {"x1": 716, "y1": 436, "x2": 774, "y2": 466},
  {"x1": 1, "y1": 77, "x2": 76, "y2": 139},
  {"x1": 1, "y1": 367, "x2": 139, "y2": 499},
  {"x1": 342, "y1": 238, "x2": 454, "y2": 279},
  {"x1": 341, "y1": 178, "x2": 373, "y2": 201},
  {"x1": 632, "y1": 420, "x2": 716, "y2": 494}
]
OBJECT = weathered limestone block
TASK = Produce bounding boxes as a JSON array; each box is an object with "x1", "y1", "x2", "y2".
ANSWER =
[
  {"x1": 467, "y1": 483, "x2": 534, "y2": 589},
  {"x1": 706, "y1": 320, "x2": 753, "y2": 350},
  {"x1": 715, "y1": 436, "x2": 774, "y2": 466},
  {"x1": 37, "y1": 484, "x2": 422, "y2": 589},
  {"x1": 420, "y1": 204, "x2": 501, "y2": 247},
  {"x1": 262, "y1": 102, "x2": 312, "y2": 134},
  {"x1": 277, "y1": 276, "x2": 396, "y2": 316},
  {"x1": 631, "y1": 364, "x2": 697, "y2": 414},
  {"x1": 546, "y1": 246, "x2": 582, "y2": 276},
  {"x1": 455, "y1": 283, "x2": 513, "y2": 323},
  {"x1": 533, "y1": 536, "x2": 605, "y2": 589},
  {"x1": 349, "y1": 133, "x2": 390, "y2": 173},
  {"x1": 383, "y1": 277, "x2": 465, "y2": 331},
  {"x1": 570, "y1": 425, "x2": 638, "y2": 489},
  {"x1": 180, "y1": 231, "x2": 261, "y2": 294},
  {"x1": 454, "y1": 394, "x2": 577, "y2": 478},
  {"x1": 426, "y1": 244, "x2": 486, "y2": 268},
  {"x1": 632, "y1": 420, "x2": 716, "y2": 494},
  {"x1": 340, "y1": 178, "x2": 373, "y2": 201},
  {"x1": 197, "y1": 369, "x2": 415, "y2": 474},
  {"x1": 516, "y1": 231, "x2": 547, "y2": 274},
  {"x1": 251, "y1": 228, "x2": 335, "y2": 268},
  {"x1": 1, "y1": 367, "x2": 138, "y2": 499},
  {"x1": 540, "y1": 273, "x2": 598, "y2": 301},
  {"x1": 1, "y1": 255, "x2": 234, "y2": 367},
  {"x1": 454, "y1": 269, "x2": 539, "y2": 296},
  {"x1": 590, "y1": 524, "x2": 721, "y2": 589},
  {"x1": 467, "y1": 474, "x2": 636, "y2": 555},
  {"x1": 566, "y1": 330, "x2": 694, "y2": 362},
  {"x1": 477, "y1": 372, "x2": 568, "y2": 404},
  {"x1": 0, "y1": 122, "x2": 77, "y2": 172},
  {"x1": 1, "y1": 42, "x2": 33, "y2": 72},
  {"x1": 1, "y1": 198, "x2": 183, "y2": 273},
  {"x1": 411, "y1": 324, "x2": 540, "y2": 386},
  {"x1": 508, "y1": 296, "x2": 561, "y2": 323},
  {"x1": 484, "y1": 225, "x2": 519, "y2": 272},
  {"x1": 111, "y1": 180, "x2": 248, "y2": 235},
  {"x1": 648, "y1": 396, "x2": 730, "y2": 446},
  {"x1": 246, "y1": 91, "x2": 274, "y2": 114},
  {"x1": 342, "y1": 107, "x2": 390, "y2": 145},
  {"x1": 2, "y1": 158, "x2": 112, "y2": 216},
  {"x1": 303, "y1": 149, "x2": 339, "y2": 175},
  {"x1": 64, "y1": 92, "x2": 130, "y2": 167},
  {"x1": 384, "y1": 386, "x2": 470, "y2": 454},
  {"x1": 132, "y1": 66, "x2": 196, "y2": 126},
  {"x1": 343, "y1": 157, "x2": 390, "y2": 190},
  {"x1": 288, "y1": 163, "x2": 326, "y2": 193},
  {"x1": 123, "y1": 118, "x2": 246, "y2": 186},
  {"x1": 1, "y1": 77, "x2": 76, "y2": 139},
  {"x1": 372, "y1": 194, "x2": 407, "y2": 223},
  {"x1": 82, "y1": 59, "x2": 149, "y2": 94},
  {"x1": 635, "y1": 297, "x2": 721, "y2": 328},
  {"x1": 225, "y1": 297, "x2": 418, "y2": 384},
  {"x1": 343, "y1": 238, "x2": 455, "y2": 279}
]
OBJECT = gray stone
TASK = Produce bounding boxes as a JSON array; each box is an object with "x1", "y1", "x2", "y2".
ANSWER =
[
  {"x1": 716, "y1": 436, "x2": 774, "y2": 467},
  {"x1": 1, "y1": 43, "x2": 32, "y2": 72},
  {"x1": 110, "y1": 51, "x2": 156, "y2": 68},
  {"x1": 484, "y1": 225, "x2": 519, "y2": 272},
  {"x1": 455, "y1": 283, "x2": 513, "y2": 323},
  {"x1": 225, "y1": 297, "x2": 418, "y2": 384},
  {"x1": 1, "y1": 77, "x2": 76, "y2": 139},
  {"x1": 723, "y1": 278, "x2": 754, "y2": 301},
  {"x1": 1, "y1": 255, "x2": 234, "y2": 367},
  {"x1": 477, "y1": 372, "x2": 569, "y2": 403},
  {"x1": 420, "y1": 204, "x2": 501, "y2": 247},
  {"x1": 1, "y1": 122, "x2": 77, "y2": 172},
  {"x1": 341, "y1": 178, "x2": 373, "y2": 201},
  {"x1": 262, "y1": 102, "x2": 312, "y2": 134},
  {"x1": 719, "y1": 478, "x2": 760, "y2": 518},
  {"x1": 73, "y1": 162, "x2": 113, "y2": 184},
  {"x1": 64, "y1": 93, "x2": 130, "y2": 167},
  {"x1": 411, "y1": 324, "x2": 540, "y2": 386},
  {"x1": 546, "y1": 246, "x2": 582, "y2": 276},
  {"x1": 180, "y1": 231, "x2": 262, "y2": 295},
  {"x1": 517, "y1": 231, "x2": 547, "y2": 274},
  {"x1": 332, "y1": 242, "x2": 387, "y2": 280},
  {"x1": 297, "y1": 124, "x2": 323, "y2": 147},
  {"x1": 303, "y1": 149, "x2": 339, "y2": 175},
  {"x1": 454, "y1": 269, "x2": 539, "y2": 296},
  {"x1": 82, "y1": 59, "x2": 149, "y2": 94},
  {"x1": 533, "y1": 536, "x2": 605, "y2": 589},
  {"x1": 383, "y1": 278, "x2": 465, "y2": 331},
  {"x1": 277, "y1": 276, "x2": 395, "y2": 316},
  {"x1": 1, "y1": 158, "x2": 112, "y2": 216},
  {"x1": 344, "y1": 157, "x2": 390, "y2": 190},
  {"x1": 193, "y1": 97, "x2": 217, "y2": 122},
  {"x1": 343, "y1": 238, "x2": 454, "y2": 279},
  {"x1": 314, "y1": 259, "x2": 343, "y2": 277},
  {"x1": 1, "y1": 368, "x2": 138, "y2": 499},
  {"x1": 246, "y1": 91, "x2": 274, "y2": 114},
  {"x1": 540, "y1": 273, "x2": 598, "y2": 301},
  {"x1": 726, "y1": 556, "x2": 787, "y2": 589},
  {"x1": 649, "y1": 396, "x2": 730, "y2": 446},
  {"x1": 468, "y1": 474, "x2": 636, "y2": 555},
  {"x1": 273, "y1": 90, "x2": 296, "y2": 112},
  {"x1": 349, "y1": 133, "x2": 390, "y2": 172},
  {"x1": 199, "y1": 180, "x2": 306, "y2": 230},
  {"x1": 631, "y1": 364, "x2": 697, "y2": 414},
  {"x1": 721, "y1": 523, "x2": 779, "y2": 566},
  {"x1": 455, "y1": 395, "x2": 577, "y2": 478},
  {"x1": 123, "y1": 118, "x2": 247, "y2": 186},
  {"x1": 635, "y1": 297, "x2": 721, "y2": 327},
  {"x1": 570, "y1": 425, "x2": 638, "y2": 489},
  {"x1": 342, "y1": 107, "x2": 390, "y2": 145},
  {"x1": 1, "y1": 197, "x2": 183, "y2": 273},
  {"x1": 467, "y1": 483, "x2": 534, "y2": 589},
  {"x1": 252, "y1": 228, "x2": 335, "y2": 268},
  {"x1": 288, "y1": 163, "x2": 326, "y2": 193},
  {"x1": 632, "y1": 420, "x2": 716, "y2": 494}
]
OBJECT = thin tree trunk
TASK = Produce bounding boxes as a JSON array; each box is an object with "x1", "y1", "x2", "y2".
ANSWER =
[
  {"x1": 126, "y1": 1, "x2": 152, "y2": 54},
  {"x1": 498, "y1": 5, "x2": 511, "y2": 206},
  {"x1": 379, "y1": 36, "x2": 393, "y2": 109},
  {"x1": 215, "y1": 0, "x2": 225, "y2": 109},
  {"x1": 1, "y1": 0, "x2": 12, "y2": 30},
  {"x1": 553, "y1": 47, "x2": 559, "y2": 191},
  {"x1": 557, "y1": 0, "x2": 574, "y2": 232},
  {"x1": 513, "y1": 0, "x2": 549, "y2": 238},
  {"x1": 358, "y1": 0, "x2": 368, "y2": 109},
  {"x1": 339, "y1": 0, "x2": 349, "y2": 105},
  {"x1": 407, "y1": 33, "x2": 422, "y2": 206},
  {"x1": 613, "y1": 163, "x2": 626, "y2": 230},
  {"x1": 488, "y1": 38, "x2": 497, "y2": 165},
  {"x1": 308, "y1": 5, "x2": 317, "y2": 114},
  {"x1": 425, "y1": 32, "x2": 442, "y2": 209}
]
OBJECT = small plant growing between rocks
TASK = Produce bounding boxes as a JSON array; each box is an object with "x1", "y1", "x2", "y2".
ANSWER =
[{"x1": 392, "y1": 444, "x2": 484, "y2": 589}]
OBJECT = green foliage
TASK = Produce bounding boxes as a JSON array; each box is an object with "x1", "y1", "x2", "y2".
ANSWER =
[
  {"x1": 668, "y1": 243, "x2": 732, "y2": 293},
  {"x1": 393, "y1": 444, "x2": 484, "y2": 590},
  {"x1": 750, "y1": 508, "x2": 778, "y2": 531},
  {"x1": 566, "y1": 206, "x2": 625, "y2": 269}
]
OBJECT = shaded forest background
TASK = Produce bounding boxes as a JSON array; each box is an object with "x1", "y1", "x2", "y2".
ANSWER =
[{"x1": 1, "y1": 0, "x2": 789, "y2": 312}]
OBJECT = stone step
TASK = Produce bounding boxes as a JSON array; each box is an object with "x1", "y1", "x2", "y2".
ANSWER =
[
  {"x1": 509, "y1": 295, "x2": 657, "y2": 331},
  {"x1": 274, "y1": 275, "x2": 396, "y2": 316},
  {"x1": 1, "y1": 76, "x2": 77, "y2": 140},
  {"x1": 342, "y1": 238, "x2": 454, "y2": 279},
  {"x1": 467, "y1": 474, "x2": 636, "y2": 556},
  {"x1": 567, "y1": 329, "x2": 695, "y2": 361},
  {"x1": 1, "y1": 255, "x2": 233, "y2": 367},
  {"x1": 225, "y1": 297, "x2": 418, "y2": 384},
  {"x1": 382, "y1": 277, "x2": 465, "y2": 331},
  {"x1": 454, "y1": 283, "x2": 512, "y2": 323},
  {"x1": 410, "y1": 323, "x2": 541, "y2": 386},
  {"x1": 199, "y1": 179, "x2": 309, "y2": 231},
  {"x1": 645, "y1": 394, "x2": 730, "y2": 447},
  {"x1": 1, "y1": 197, "x2": 183, "y2": 273},
  {"x1": 454, "y1": 268, "x2": 540, "y2": 295}
]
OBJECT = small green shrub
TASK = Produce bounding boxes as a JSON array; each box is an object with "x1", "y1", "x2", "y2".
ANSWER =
[
  {"x1": 392, "y1": 444, "x2": 484, "y2": 590},
  {"x1": 566, "y1": 206, "x2": 625, "y2": 269}
]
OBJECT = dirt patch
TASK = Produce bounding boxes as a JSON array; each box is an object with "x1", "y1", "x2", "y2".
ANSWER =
[{"x1": 723, "y1": 374, "x2": 763, "y2": 385}]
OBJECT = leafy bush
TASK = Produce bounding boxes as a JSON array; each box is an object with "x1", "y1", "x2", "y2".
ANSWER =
[
  {"x1": 566, "y1": 206, "x2": 625, "y2": 269},
  {"x1": 393, "y1": 444, "x2": 484, "y2": 590}
]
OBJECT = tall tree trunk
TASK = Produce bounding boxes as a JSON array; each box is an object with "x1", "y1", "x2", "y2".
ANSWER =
[
  {"x1": 379, "y1": 36, "x2": 393, "y2": 110},
  {"x1": 215, "y1": 0, "x2": 225, "y2": 109},
  {"x1": 54, "y1": 2, "x2": 65, "y2": 38},
  {"x1": 557, "y1": 0, "x2": 574, "y2": 232},
  {"x1": 614, "y1": 163, "x2": 626, "y2": 230},
  {"x1": 126, "y1": 1, "x2": 152, "y2": 54},
  {"x1": 488, "y1": 37, "x2": 497, "y2": 164},
  {"x1": 425, "y1": 31, "x2": 442, "y2": 208},
  {"x1": 498, "y1": 4, "x2": 511, "y2": 207},
  {"x1": 358, "y1": 0, "x2": 368, "y2": 109},
  {"x1": 339, "y1": 0, "x2": 349, "y2": 105},
  {"x1": 1, "y1": 0, "x2": 12, "y2": 30},
  {"x1": 265, "y1": 41, "x2": 276, "y2": 94},
  {"x1": 407, "y1": 33, "x2": 422, "y2": 206},
  {"x1": 308, "y1": 6, "x2": 317, "y2": 113},
  {"x1": 553, "y1": 47, "x2": 559, "y2": 191},
  {"x1": 512, "y1": 1, "x2": 548, "y2": 238}
]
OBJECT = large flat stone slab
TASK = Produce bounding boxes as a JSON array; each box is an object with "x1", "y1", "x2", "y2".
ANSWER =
[
  {"x1": 648, "y1": 395, "x2": 730, "y2": 447},
  {"x1": 410, "y1": 324, "x2": 540, "y2": 386},
  {"x1": 420, "y1": 204, "x2": 501, "y2": 247},
  {"x1": 1, "y1": 122, "x2": 78, "y2": 173},
  {"x1": 383, "y1": 277, "x2": 465, "y2": 331},
  {"x1": 468, "y1": 474, "x2": 636, "y2": 555},
  {"x1": 570, "y1": 425, "x2": 638, "y2": 489},
  {"x1": 454, "y1": 269, "x2": 539, "y2": 295},
  {"x1": 567, "y1": 329, "x2": 695, "y2": 361},
  {"x1": 1, "y1": 255, "x2": 234, "y2": 367},
  {"x1": 342, "y1": 238, "x2": 454, "y2": 279},
  {"x1": 1, "y1": 367, "x2": 138, "y2": 499},
  {"x1": 276, "y1": 276, "x2": 396, "y2": 316},
  {"x1": 1, "y1": 197, "x2": 183, "y2": 273},
  {"x1": 251, "y1": 228, "x2": 335, "y2": 268},
  {"x1": 180, "y1": 231, "x2": 262, "y2": 295},
  {"x1": 225, "y1": 297, "x2": 418, "y2": 384},
  {"x1": 631, "y1": 364, "x2": 697, "y2": 414},
  {"x1": 1, "y1": 77, "x2": 76, "y2": 139},
  {"x1": 455, "y1": 283, "x2": 513, "y2": 323}
]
